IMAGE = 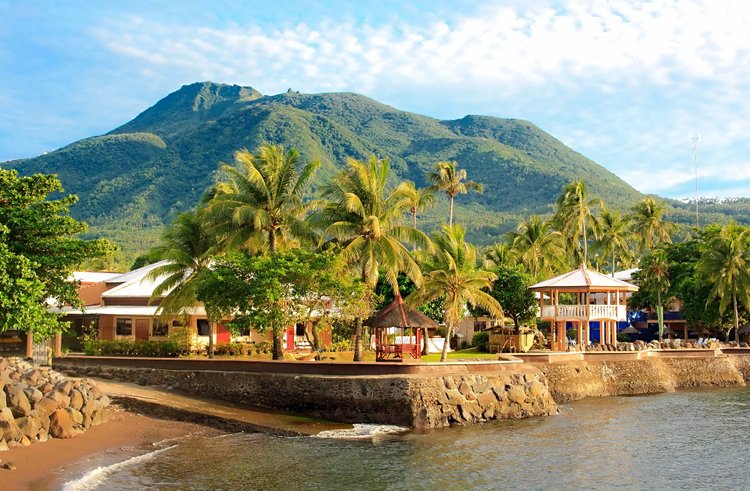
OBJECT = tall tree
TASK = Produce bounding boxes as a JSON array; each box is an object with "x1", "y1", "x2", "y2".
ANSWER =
[
  {"x1": 596, "y1": 207, "x2": 632, "y2": 276},
  {"x1": 408, "y1": 225, "x2": 503, "y2": 362},
  {"x1": 206, "y1": 144, "x2": 319, "y2": 253},
  {"x1": 488, "y1": 266, "x2": 537, "y2": 330},
  {"x1": 555, "y1": 180, "x2": 602, "y2": 266},
  {"x1": 315, "y1": 156, "x2": 431, "y2": 361},
  {"x1": 483, "y1": 241, "x2": 517, "y2": 270},
  {"x1": 698, "y1": 224, "x2": 750, "y2": 343},
  {"x1": 0, "y1": 168, "x2": 113, "y2": 338},
  {"x1": 147, "y1": 211, "x2": 218, "y2": 356},
  {"x1": 639, "y1": 249, "x2": 671, "y2": 342},
  {"x1": 509, "y1": 215, "x2": 565, "y2": 280},
  {"x1": 631, "y1": 197, "x2": 675, "y2": 255},
  {"x1": 427, "y1": 160, "x2": 483, "y2": 227},
  {"x1": 403, "y1": 181, "x2": 435, "y2": 230}
]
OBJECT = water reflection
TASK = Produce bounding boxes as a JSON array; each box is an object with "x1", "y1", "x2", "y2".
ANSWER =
[{"x1": 77, "y1": 388, "x2": 750, "y2": 490}]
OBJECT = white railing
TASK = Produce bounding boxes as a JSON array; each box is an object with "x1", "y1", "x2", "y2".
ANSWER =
[{"x1": 540, "y1": 304, "x2": 626, "y2": 320}]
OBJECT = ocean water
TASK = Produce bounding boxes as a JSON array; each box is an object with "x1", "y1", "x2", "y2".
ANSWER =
[{"x1": 57, "y1": 388, "x2": 750, "y2": 490}]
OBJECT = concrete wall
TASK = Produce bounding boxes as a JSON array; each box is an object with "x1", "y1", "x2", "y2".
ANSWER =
[{"x1": 54, "y1": 359, "x2": 557, "y2": 428}]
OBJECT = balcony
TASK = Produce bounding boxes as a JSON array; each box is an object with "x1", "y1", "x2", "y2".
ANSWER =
[{"x1": 540, "y1": 304, "x2": 626, "y2": 321}]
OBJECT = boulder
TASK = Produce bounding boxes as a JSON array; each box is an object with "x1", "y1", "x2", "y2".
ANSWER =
[
  {"x1": 70, "y1": 389, "x2": 84, "y2": 411},
  {"x1": 23, "y1": 387, "x2": 44, "y2": 405},
  {"x1": 14, "y1": 416, "x2": 40, "y2": 440},
  {"x1": 0, "y1": 387, "x2": 6, "y2": 408},
  {"x1": 4, "y1": 385, "x2": 31, "y2": 417},
  {"x1": 0, "y1": 419, "x2": 22, "y2": 442},
  {"x1": 54, "y1": 380, "x2": 73, "y2": 396},
  {"x1": 49, "y1": 409, "x2": 75, "y2": 439},
  {"x1": 65, "y1": 408, "x2": 84, "y2": 426},
  {"x1": 35, "y1": 397, "x2": 58, "y2": 416}
]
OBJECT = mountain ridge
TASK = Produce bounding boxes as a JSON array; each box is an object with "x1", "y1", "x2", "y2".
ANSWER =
[{"x1": 7, "y1": 81, "x2": 659, "y2": 264}]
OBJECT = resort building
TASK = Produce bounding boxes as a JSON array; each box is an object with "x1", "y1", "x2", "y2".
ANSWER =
[
  {"x1": 530, "y1": 264, "x2": 638, "y2": 351},
  {"x1": 52, "y1": 261, "x2": 331, "y2": 352}
]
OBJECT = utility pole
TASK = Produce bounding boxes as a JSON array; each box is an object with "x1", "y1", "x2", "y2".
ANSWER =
[{"x1": 691, "y1": 135, "x2": 700, "y2": 228}]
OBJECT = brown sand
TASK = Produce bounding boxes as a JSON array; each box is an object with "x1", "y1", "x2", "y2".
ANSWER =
[{"x1": 1, "y1": 408, "x2": 219, "y2": 491}]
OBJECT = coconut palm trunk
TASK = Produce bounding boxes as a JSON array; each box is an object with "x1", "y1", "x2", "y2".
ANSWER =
[
  {"x1": 733, "y1": 279, "x2": 740, "y2": 343},
  {"x1": 449, "y1": 196, "x2": 455, "y2": 227},
  {"x1": 440, "y1": 323, "x2": 453, "y2": 362},
  {"x1": 353, "y1": 317, "x2": 364, "y2": 362}
]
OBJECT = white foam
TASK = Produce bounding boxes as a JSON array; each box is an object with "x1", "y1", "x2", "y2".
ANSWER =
[
  {"x1": 313, "y1": 424, "x2": 408, "y2": 440},
  {"x1": 62, "y1": 444, "x2": 177, "y2": 491}
]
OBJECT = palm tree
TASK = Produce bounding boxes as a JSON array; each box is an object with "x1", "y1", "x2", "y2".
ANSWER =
[
  {"x1": 631, "y1": 197, "x2": 675, "y2": 255},
  {"x1": 555, "y1": 180, "x2": 602, "y2": 266},
  {"x1": 596, "y1": 207, "x2": 632, "y2": 276},
  {"x1": 698, "y1": 224, "x2": 750, "y2": 343},
  {"x1": 205, "y1": 144, "x2": 319, "y2": 253},
  {"x1": 483, "y1": 241, "x2": 517, "y2": 270},
  {"x1": 640, "y1": 250, "x2": 670, "y2": 342},
  {"x1": 427, "y1": 161, "x2": 483, "y2": 227},
  {"x1": 509, "y1": 215, "x2": 566, "y2": 280},
  {"x1": 315, "y1": 156, "x2": 432, "y2": 361},
  {"x1": 147, "y1": 211, "x2": 218, "y2": 356},
  {"x1": 403, "y1": 181, "x2": 435, "y2": 230},
  {"x1": 408, "y1": 224, "x2": 503, "y2": 362}
]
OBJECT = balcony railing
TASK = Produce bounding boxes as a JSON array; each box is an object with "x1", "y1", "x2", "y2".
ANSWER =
[{"x1": 540, "y1": 304, "x2": 626, "y2": 320}]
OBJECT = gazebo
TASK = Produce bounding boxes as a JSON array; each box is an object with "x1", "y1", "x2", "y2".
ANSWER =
[
  {"x1": 530, "y1": 264, "x2": 638, "y2": 351},
  {"x1": 364, "y1": 295, "x2": 438, "y2": 362}
]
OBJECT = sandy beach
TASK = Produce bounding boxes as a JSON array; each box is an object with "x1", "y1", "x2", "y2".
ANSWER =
[{"x1": 1, "y1": 408, "x2": 220, "y2": 491}]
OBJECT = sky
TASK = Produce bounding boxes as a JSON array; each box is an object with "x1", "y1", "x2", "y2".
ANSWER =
[{"x1": 1, "y1": 0, "x2": 749, "y2": 199}]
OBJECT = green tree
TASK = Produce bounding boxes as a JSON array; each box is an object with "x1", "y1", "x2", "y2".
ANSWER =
[
  {"x1": 596, "y1": 207, "x2": 632, "y2": 275},
  {"x1": 206, "y1": 144, "x2": 319, "y2": 253},
  {"x1": 408, "y1": 225, "x2": 503, "y2": 362},
  {"x1": 146, "y1": 211, "x2": 218, "y2": 356},
  {"x1": 698, "y1": 223, "x2": 750, "y2": 343},
  {"x1": 0, "y1": 168, "x2": 113, "y2": 337},
  {"x1": 509, "y1": 215, "x2": 565, "y2": 280},
  {"x1": 403, "y1": 181, "x2": 435, "y2": 230},
  {"x1": 631, "y1": 197, "x2": 675, "y2": 255},
  {"x1": 315, "y1": 156, "x2": 431, "y2": 361},
  {"x1": 427, "y1": 160, "x2": 483, "y2": 227},
  {"x1": 637, "y1": 249, "x2": 671, "y2": 342},
  {"x1": 555, "y1": 180, "x2": 601, "y2": 266},
  {"x1": 197, "y1": 248, "x2": 370, "y2": 360},
  {"x1": 488, "y1": 266, "x2": 537, "y2": 329},
  {"x1": 483, "y1": 241, "x2": 517, "y2": 270}
]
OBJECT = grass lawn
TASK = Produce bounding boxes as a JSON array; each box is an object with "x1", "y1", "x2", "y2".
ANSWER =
[{"x1": 421, "y1": 348, "x2": 500, "y2": 362}]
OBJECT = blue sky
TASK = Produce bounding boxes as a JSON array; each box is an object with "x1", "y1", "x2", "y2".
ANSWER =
[{"x1": 2, "y1": 0, "x2": 748, "y2": 199}]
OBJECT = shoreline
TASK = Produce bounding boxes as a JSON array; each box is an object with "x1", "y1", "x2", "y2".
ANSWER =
[{"x1": 1, "y1": 408, "x2": 221, "y2": 491}]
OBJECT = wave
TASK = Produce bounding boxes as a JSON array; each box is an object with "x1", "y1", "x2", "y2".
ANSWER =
[
  {"x1": 313, "y1": 424, "x2": 409, "y2": 440},
  {"x1": 61, "y1": 444, "x2": 177, "y2": 491}
]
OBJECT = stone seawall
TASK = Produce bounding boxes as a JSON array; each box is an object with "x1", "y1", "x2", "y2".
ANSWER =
[
  {"x1": 537, "y1": 354, "x2": 750, "y2": 403},
  {"x1": 55, "y1": 361, "x2": 557, "y2": 429}
]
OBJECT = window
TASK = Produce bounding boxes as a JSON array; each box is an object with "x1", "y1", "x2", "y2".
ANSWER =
[
  {"x1": 152, "y1": 319, "x2": 169, "y2": 336},
  {"x1": 172, "y1": 319, "x2": 185, "y2": 328},
  {"x1": 115, "y1": 318, "x2": 132, "y2": 336},
  {"x1": 197, "y1": 319, "x2": 211, "y2": 336}
]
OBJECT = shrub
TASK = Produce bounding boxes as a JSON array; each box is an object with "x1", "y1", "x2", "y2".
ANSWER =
[
  {"x1": 214, "y1": 343, "x2": 249, "y2": 356},
  {"x1": 617, "y1": 332, "x2": 632, "y2": 343},
  {"x1": 85, "y1": 339, "x2": 186, "y2": 357},
  {"x1": 254, "y1": 341, "x2": 272, "y2": 355},
  {"x1": 326, "y1": 340, "x2": 353, "y2": 352},
  {"x1": 472, "y1": 331, "x2": 489, "y2": 352}
]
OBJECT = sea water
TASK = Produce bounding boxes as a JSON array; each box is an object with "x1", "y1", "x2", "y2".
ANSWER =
[{"x1": 55, "y1": 388, "x2": 750, "y2": 490}]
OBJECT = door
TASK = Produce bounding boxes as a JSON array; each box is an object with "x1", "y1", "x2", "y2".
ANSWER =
[{"x1": 135, "y1": 319, "x2": 150, "y2": 341}]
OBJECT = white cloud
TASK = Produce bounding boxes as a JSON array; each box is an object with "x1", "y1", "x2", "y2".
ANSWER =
[{"x1": 83, "y1": 0, "x2": 750, "y2": 198}]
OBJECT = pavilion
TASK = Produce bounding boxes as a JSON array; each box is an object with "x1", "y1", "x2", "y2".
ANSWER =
[
  {"x1": 530, "y1": 264, "x2": 638, "y2": 351},
  {"x1": 364, "y1": 295, "x2": 438, "y2": 362}
]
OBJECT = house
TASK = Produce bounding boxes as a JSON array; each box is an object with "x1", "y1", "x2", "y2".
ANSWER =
[{"x1": 53, "y1": 261, "x2": 332, "y2": 353}]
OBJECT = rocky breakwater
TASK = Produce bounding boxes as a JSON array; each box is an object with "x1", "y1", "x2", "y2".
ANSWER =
[
  {"x1": 409, "y1": 368, "x2": 558, "y2": 428},
  {"x1": 0, "y1": 357, "x2": 112, "y2": 451}
]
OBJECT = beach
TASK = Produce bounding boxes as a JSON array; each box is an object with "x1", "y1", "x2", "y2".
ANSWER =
[{"x1": 1, "y1": 408, "x2": 220, "y2": 491}]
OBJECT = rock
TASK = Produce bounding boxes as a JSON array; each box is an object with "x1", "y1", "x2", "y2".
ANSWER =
[
  {"x1": 54, "y1": 380, "x2": 73, "y2": 396},
  {"x1": 35, "y1": 397, "x2": 58, "y2": 416},
  {"x1": 70, "y1": 389, "x2": 84, "y2": 411},
  {"x1": 22, "y1": 369, "x2": 40, "y2": 385},
  {"x1": 65, "y1": 408, "x2": 83, "y2": 426},
  {"x1": 23, "y1": 387, "x2": 43, "y2": 405},
  {"x1": 0, "y1": 439, "x2": 8, "y2": 451},
  {"x1": 4, "y1": 385, "x2": 31, "y2": 417},
  {"x1": 508, "y1": 387, "x2": 527, "y2": 404},
  {"x1": 14, "y1": 416, "x2": 40, "y2": 440},
  {"x1": 49, "y1": 409, "x2": 75, "y2": 439},
  {"x1": 457, "y1": 381, "x2": 473, "y2": 397},
  {"x1": 2, "y1": 460, "x2": 16, "y2": 470},
  {"x1": 0, "y1": 407, "x2": 13, "y2": 423},
  {"x1": 0, "y1": 389, "x2": 5, "y2": 409},
  {"x1": 526, "y1": 380, "x2": 546, "y2": 398},
  {"x1": 41, "y1": 383, "x2": 54, "y2": 395},
  {"x1": 0, "y1": 420, "x2": 22, "y2": 442},
  {"x1": 476, "y1": 391, "x2": 497, "y2": 407}
]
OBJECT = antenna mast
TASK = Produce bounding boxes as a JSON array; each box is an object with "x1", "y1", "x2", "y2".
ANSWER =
[{"x1": 691, "y1": 135, "x2": 700, "y2": 228}]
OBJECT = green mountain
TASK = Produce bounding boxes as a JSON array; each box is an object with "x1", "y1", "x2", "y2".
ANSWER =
[{"x1": 7, "y1": 81, "x2": 647, "y2": 264}]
